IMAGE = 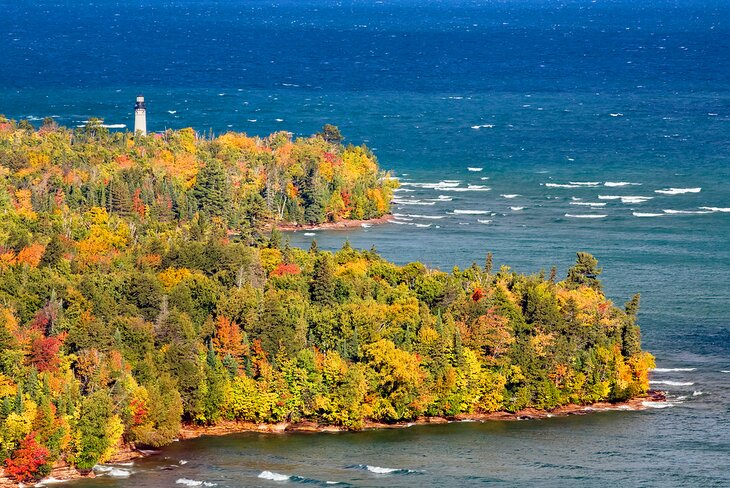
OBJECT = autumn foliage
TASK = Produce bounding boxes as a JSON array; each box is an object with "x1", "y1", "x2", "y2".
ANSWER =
[{"x1": 4, "y1": 432, "x2": 49, "y2": 482}]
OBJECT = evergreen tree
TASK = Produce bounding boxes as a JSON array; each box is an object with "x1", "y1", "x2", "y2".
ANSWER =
[
  {"x1": 192, "y1": 158, "x2": 231, "y2": 218},
  {"x1": 565, "y1": 252, "x2": 602, "y2": 291},
  {"x1": 310, "y1": 253, "x2": 335, "y2": 306}
]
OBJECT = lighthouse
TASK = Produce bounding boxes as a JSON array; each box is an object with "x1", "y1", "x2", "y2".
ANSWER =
[{"x1": 134, "y1": 96, "x2": 147, "y2": 135}]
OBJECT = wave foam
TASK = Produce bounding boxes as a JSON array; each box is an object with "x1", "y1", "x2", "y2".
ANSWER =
[
  {"x1": 568, "y1": 181, "x2": 601, "y2": 186},
  {"x1": 38, "y1": 477, "x2": 69, "y2": 484},
  {"x1": 470, "y1": 124, "x2": 494, "y2": 129},
  {"x1": 257, "y1": 471, "x2": 290, "y2": 481},
  {"x1": 510, "y1": 206, "x2": 524, "y2": 211},
  {"x1": 453, "y1": 209, "x2": 488, "y2": 215},
  {"x1": 652, "y1": 368, "x2": 696, "y2": 372},
  {"x1": 699, "y1": 207, "x2": 730, "y2": 212},
  {"x1": 633, "y1": 212, "x2": 664, "y2": 217},
  {"x1": 662, "y1": 209, "x2": 712, "y2": 215},
  {"x1": 176, "y1": 478, "x2": 216, "y2": 487},
  {"x1": 467, "y1": 167, "x2": 483, "y2": 172},
  {"x1": 545, "y1": 183, "x2": 582, "y2": 189},
  {"x1": 650, "y1": 380, "x2": 694, "y2": 386},
  {"x1": 565, "y1": 213, "x2": 607, "y2": 219},
  {"x1": 641, "y1": 401, "x2": 673, "y2": 409},
  {"x1": 605, "y1": 181, "x2": 641, "y2": 187},
  {"x1": 401, "y1": 181, "x2": 460, "y2": 189},
  {"x1": 406, "y1": 214, "x2": 444, "y2": 219},
  {"x1": 692, "y1": 391, "x2": 703, "y2": 397},
  {"x1": 477, "y1": 219, "x2": 492, "y2": 224},
  {"x1": 351, "y1": 464, "x2": 418, "y2": 475},
  {"x1": 655, "y1": 187, "x2": 701, "y2": 195},
  {"x1": 108, "y1": 468, "x2": 131, "y2": 478},
  {"x1": 570, "y1": 202, "x2": 606, "y2": 207}
]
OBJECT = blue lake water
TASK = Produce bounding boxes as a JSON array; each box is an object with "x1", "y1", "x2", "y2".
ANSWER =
[{"x1": 2, "y1": 0, "x2": 729, "y2": 485}]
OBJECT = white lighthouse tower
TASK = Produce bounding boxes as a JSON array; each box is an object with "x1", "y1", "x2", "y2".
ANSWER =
[{"x1": 134, "y1": 96, "x2": 147, "y2": 135}]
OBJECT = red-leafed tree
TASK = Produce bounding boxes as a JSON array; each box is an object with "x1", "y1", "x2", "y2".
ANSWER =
[
  {"x1": 270, "y1": 262, "x2": 301, "y2": 277},
  {"x1": 4, "y1": 432, "x2": 50, "y2": 483}
]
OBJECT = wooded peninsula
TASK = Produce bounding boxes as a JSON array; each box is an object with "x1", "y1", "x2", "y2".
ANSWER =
[{"x1": 0, "y1": 118, "x2": 654, "y2": 484}]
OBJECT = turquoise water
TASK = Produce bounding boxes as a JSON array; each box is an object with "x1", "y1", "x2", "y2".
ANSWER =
[{"x1": 3, "y1": 0, "x2": 730, "y2": 486}]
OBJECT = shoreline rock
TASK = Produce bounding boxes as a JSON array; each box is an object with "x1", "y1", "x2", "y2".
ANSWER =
[
  {"x1": 0, "y1": 391, "x2": 665, "y2": 486},
  {"x1": 275, "y1": 214, "x2": 394, "y2": 232}
]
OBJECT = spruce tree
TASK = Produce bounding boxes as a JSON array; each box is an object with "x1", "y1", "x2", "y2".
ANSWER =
[{"x1": 192, "y1": 158, "x2": 231, "y2": 218}]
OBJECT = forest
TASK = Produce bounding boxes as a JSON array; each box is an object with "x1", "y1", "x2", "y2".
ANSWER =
[{"x1": 0, "y1": 118, "x2": 653, "y2": 483}]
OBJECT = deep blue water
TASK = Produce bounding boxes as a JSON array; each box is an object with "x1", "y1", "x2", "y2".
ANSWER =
[{"x1": 2, "y1": 1, "x2": 729, "y2": 486}]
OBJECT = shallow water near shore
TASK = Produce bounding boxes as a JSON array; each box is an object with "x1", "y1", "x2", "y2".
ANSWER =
[{"x1": 5, "y1": 0, "x2": 730, "y2": 486}]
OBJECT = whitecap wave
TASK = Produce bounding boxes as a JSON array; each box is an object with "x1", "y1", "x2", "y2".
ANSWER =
[
  {"x1": 650, "y1": 380, "x2": 694, "y2": 386},
  {"x1": 699, "y1": 207, "x2": 730, "y2": 212},
  {"x1": 351, "y1": 464, "x2": 417, "y2": 475},
  {"x1": 501, "y1": 194, "x2": 520, "y2": 198},
  {"x1": 692, "y1": 391, "x2": 703, "y2": 397},
  {"x1": 393, "y1": 199, "x2": 437, "y2": 206},
  {"x1": 510, "y1": 206, "x2": 524, "y2": 211},
  {"x1": 361, "y1": 223, "x2": 372, "y2": 228},
  {"x1": 652, "y1": 368, "x2": 696, "y2": 372},
  {"x1": 467, "y1": 167, "x2": 483, "y2": 172},
  {"x1": 406, "y1": 214, "x2": 444, "y2": 219},
  {"x1": 604, "y1": 181, "x2": 641, "y2": 187},
  {"x1": 620, "y1": 196, "x2": 653, "y2": 204},
  {"x1": 570, "y1": 202, "x2": 606, "y2": 207},
  {"x1": 436, "y1": 195, "x2": 453, "y2": 201},
  {"x1": 598, "y1": 195, "x2": 652, "y2": 204},
  {"x1": 400, "y1": 181, "x2": 460, "y2": 189},
  {"x1": 564, "y1": 213, "x2": 607, "y2": 219},
  {"x1": 102, "y1": 123, "x2": 126, "y2": 129},
  {"x1": 545, "y1": 183, "x2": 582, "y2": 189},
  {"x1": 609, "y1": 113, "x2": 624, "y2": 117},
  {"x1": 655, "y1": 187, "x2": 701, "y2": 195},
  {"x1": 633, "y1": 212, "x2": 664, "y2": 217},
  {"x1": 257, "y1": 471, "x2": 290, "y2": 481},
  {"x1": 662, "y1": 209, "x2": 712, "y2": 215},
  {"x1": 568, "y1": 181, "x2": 601, "y2": 186},
  {"x1": 439, "y1": 186, "x2": 491, "y2": 192},
  {"x1": 470, "y1": 124, "x2": 494, "y2": 129},
  {"x1": 477, "y1": 219, "x2": 492, "y2": 224},
  {"x1": 176, "y1": 478, "x2": 217, "y2": 487},
  {"x1": 414, "y1": 223, "x2": 431, "y2": 228},
  {"x1": 367, "y1": 466, "x2": 398, "y2": 474},
  {"x1": 453, "y1": 209, "x2": 489, "y2": 215},
  {"x1": 641, "y1": 401, "x2": 673, "y2": 409},
  {"x1": 303, "y1": 232, "x2": 316, "y2": 236}
]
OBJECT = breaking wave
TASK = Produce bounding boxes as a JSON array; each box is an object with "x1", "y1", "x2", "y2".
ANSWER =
[
  {"x1": 176, "y1": 479, "x2": 217, "y2": 487},
  {"x1": 655, "y1": 187, "x2": 701, "y2": 195},
  {"x1": 564, "y1": 213, "x2": 607, "y2": 219},
  {"x1": 258, "y1": 471, "x2": 290, "y2": 481}
]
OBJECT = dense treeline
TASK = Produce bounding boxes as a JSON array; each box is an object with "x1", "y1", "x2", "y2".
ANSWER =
[
  {"x1": 0, "y1": 119, "x2": 652, "y2": 483},
  {"x1": 0, "y1": 117, "x2": 394, "y2": 234}
]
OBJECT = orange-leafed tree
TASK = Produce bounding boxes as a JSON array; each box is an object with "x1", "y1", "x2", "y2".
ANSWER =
[{"x1": 213, "y1": 315, "x2": 247, "y2": 359}]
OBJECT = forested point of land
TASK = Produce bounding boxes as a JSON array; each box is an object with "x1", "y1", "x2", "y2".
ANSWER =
[{"x1": 0, "y1": 117, "x2": 653, "y2": 483}]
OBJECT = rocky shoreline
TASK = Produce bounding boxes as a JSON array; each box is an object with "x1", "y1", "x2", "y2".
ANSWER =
[
  {"x1": 6, "y1": 391, "x2": 665, "y2": 487},
  {"x1": 275, "y1": 214, "x2": 394, "y2": 232}
]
